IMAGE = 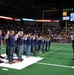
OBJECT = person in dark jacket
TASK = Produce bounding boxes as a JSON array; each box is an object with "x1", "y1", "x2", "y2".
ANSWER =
[{"x1": 72, "y1": 34, "x2": 74, "y2": 60}]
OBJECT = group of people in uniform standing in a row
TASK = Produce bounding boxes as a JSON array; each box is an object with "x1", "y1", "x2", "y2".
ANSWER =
[
  {"x1": 0, "y1": 30, "x2": 51, "y2": 64},
  {"x1": 0, "y1": 29, "x2": 74, "y2": 64}
]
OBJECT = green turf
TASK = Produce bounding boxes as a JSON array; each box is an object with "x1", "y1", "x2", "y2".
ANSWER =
[{"x1": 0, "y1": 43, "x2": 74, "y2": 75}]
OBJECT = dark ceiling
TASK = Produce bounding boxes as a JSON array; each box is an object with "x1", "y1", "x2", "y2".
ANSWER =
[{"x1": 0, "y1": 0, "x2": 73, "y2": 19}]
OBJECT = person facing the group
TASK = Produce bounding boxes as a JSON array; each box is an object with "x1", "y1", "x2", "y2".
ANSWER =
[{"x1": 71, "y1": 34, "x2": 74, "y2": 60}]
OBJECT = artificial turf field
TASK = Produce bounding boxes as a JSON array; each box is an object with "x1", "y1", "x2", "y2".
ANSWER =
[{"x1": 0, "y1": 43, "x2": 74, "y2": 75}]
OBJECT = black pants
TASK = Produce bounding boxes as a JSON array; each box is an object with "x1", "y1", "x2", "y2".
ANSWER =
[
  {"x1": 45, "y1": 44, "x2": 48, "y2": 51},
  {"x1": 15, "y1": 45, "x2": 18, "y2": 55},
  {"x1": 34, "y1": 45, "x2": 38, "y2": 56}
]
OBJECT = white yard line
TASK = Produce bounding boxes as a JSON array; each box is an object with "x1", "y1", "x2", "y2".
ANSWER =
[
  {"x1": 2, "y1": 68, "x2": 8, "y2": 71},
  {"x1": 51, "y1": 43, "x2": 71, "y2": 50},
  {"x1": 49, "y1": 44, "x2": 73, "y2": 55},
  {"x1": 37, "y1": 62, "x2": 74, "y2": 69},
  {"x1": 48, "y1": 52, "x2": 72, "y2": 55}
]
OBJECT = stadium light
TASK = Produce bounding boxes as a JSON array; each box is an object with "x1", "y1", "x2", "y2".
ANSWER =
[
  {"x1": 22, "y1": 18, "x2": 35, "y2": 21},
  {"x1": 35, "y1": 20, "x2": 52, "y2": 22},
  {"x1": 0, "y1": 16, "x2": 14, "y2": 20},
  {"x1": 14, "y1": 18, "x2": 20, "y2": 21}
]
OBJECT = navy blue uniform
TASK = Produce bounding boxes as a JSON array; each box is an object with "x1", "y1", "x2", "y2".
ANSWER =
[
  {"x1": 0, "y1": 35, "x2": 5, "y2": 59},
  {"x1": 8, "y1": 35, "x2": 15, "y2": 47},
  {"x1": 48, "y1": 39, "x2": 51, "y2": 51},
  {"x1": 23, "y1": 40, "x2": 27, "y2": 54},
  {"x1": 34, "y1": 38, "x2": 38, "y2": 46},
  {"x1": 42, "y1": 39, "x2": 46, "y2": 52},
  {"x1": 15, "y1": 40, "x2": 18, "y2": 55},
  {"x1": 33, "y1": 38, "x2": 38, "y2": 56},
  {"x1": 0, "y1": 35, "x2": 2, "y2": 47},
  {"x1": 17, "y1": 36, "x2": 23, "y2": 46},
  {"x1": 0, "y1": 35, "x2": 3, "y2": 57},
  {"x1": 26, "y1": 37, "x2": 32, "y2": 46},
  {"x1": 26, "y1": 37, "x2": 32, "y2": 57},
  {"x1": 31, "y1": 38, "x2": 34, "y2": 52},
  {"x1": 38, "y1": 39, "x2": 42, "y2": 52},
  {"x1": 45, "y1": 40, "x2": 49, "y2": 51},
  {"x1": 7, "y1": 35, "x2": 15, "y2": 63},
  {"x1": 23, "y1": 40, "x2": 26, "y2": 45},
  {"x1": 6, "y1": 39, "x2": 9, "y2": 58},
  {"x1": 17, "y1": 36, "x2": 23, "y2": 61}
]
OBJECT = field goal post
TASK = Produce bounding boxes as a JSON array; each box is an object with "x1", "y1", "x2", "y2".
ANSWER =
[{"x1": 41, "y1": 9, "x2": 68, "y2": 35}]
